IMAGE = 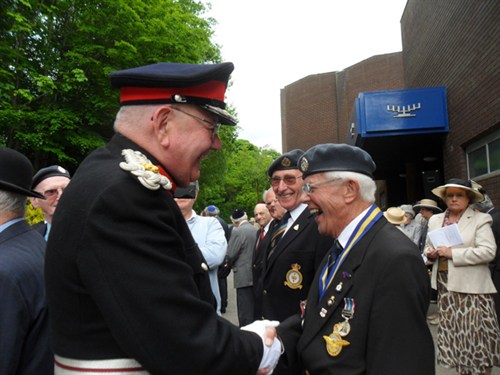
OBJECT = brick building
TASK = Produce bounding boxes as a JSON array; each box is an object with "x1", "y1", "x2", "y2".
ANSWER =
[{"x1": 280, "y1": 0, "x2": 499, "y2": 207}]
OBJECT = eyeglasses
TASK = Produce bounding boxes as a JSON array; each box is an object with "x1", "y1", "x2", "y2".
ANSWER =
[
  {"x1": 41, "y1": 187, "x2": 65, "y2": 199},
  {"x1": 173, "y1": 107, "x2": 221, "y2": 139},
  {"x1": 302, "y1": 178, "x2": 341, "y2": 195},
  {"x1": 269, "y1": 174, "x2": 302, "y2": 187},
  {"x1": 445, "y1": 193, "x2": 466, "y2": 199},
  {"x1": 265, "y1": 198, "x2": 278, "y2": 207}
]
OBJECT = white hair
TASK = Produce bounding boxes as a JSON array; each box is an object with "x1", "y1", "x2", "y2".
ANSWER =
[
  {"x1": 323, "y1": 171, "x2": 376, "y2": 203},
  {"x1": 113, "y1": 104, "x2": 164, "y2": 132}
]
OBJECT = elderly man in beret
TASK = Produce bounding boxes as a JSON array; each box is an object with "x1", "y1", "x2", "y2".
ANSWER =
[
  {"x1": 44, "y1": 62, "x2": 281, "y2": 374},
  {"x1": 0, "y1": 147, "x2": 52, "y2": 374},
  {"x1": 30, "y1": 165, "x2": 71, "y2": 240},
  {"x1": 277, "y1": 143, "x2": 435, "y2": 375},
  {"x1": 254, "y1": 149, "x2": 333, "y2": 375}
]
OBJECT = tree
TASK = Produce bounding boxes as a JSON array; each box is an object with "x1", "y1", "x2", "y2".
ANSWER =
[{"x1": 0, "y1": 0, "x2": 221, "y2": 169}]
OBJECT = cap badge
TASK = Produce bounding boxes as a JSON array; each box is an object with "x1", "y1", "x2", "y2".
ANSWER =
[
  {"x1": 300, "y1": 157, "x2": 309, "y2": 172},
  {"x1": 120, "y1": 149, "x2": 173, "y2": 191},
  {"x1": 284, "y1": 263, "x2": 304, "y2": 290},
  {"x1": 281, "y1": 157, "x2": 291, "y2": 167}
]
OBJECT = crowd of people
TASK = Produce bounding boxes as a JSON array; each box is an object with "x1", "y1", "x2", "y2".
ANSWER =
[{"x1": 1, "y1": 61, "x2": 499, "y2": 375}]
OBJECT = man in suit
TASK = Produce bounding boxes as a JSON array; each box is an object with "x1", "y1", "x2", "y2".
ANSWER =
[
  {"x1": 44, "y1": 62, "x2": 281, "y2": 374},
  {"x1": 0, "y1": 147, "x2": 52, "y2": 374},
  {"x1": 256, "y1": 150, "x2": 333, "y2": 323},
  {"x1": 253, "y1": 187, "x2": 285, "y2": 320},
  {"x1": 30, "y1": 165, "x2": 71, "y2": 240},
  {"x1": 227, "y1": 208, "x2": 259, "y2": 326},
  {"x1": 278, "y1": 143, "x2": 435, "y2": 375}
]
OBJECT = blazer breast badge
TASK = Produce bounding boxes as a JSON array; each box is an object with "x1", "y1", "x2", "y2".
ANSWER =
[{"x1": 284, "y1": 263, "x2": 303, "y2": 289}]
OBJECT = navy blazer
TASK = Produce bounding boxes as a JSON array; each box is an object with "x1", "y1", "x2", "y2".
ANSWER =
[
  {"x1": 0, "y1": 220, "x2": 52, "y2": 374},
  {"x1": 256, "y1": 208, "x2": 333, "y2": 322},
  {"x1": 278, "y1": 216, "x2": 435, "y2": 375}
]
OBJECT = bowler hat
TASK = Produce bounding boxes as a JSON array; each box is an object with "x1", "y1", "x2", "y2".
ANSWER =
[
  {"x1": 267, "y1": 149, "x2": 304, "y2": 177},
  {"x1": 298, "y1": 143, "x2": 376, "y2": 179},
  {"x1": 0, "y1": 148, "x2": 45, "y2": 199},
  {"x1": 432, "y1": 178, "x2": 484, "y2": 203},
  {"x1": 110, "y1": 62, "x2": 236, "y2": 125},
  {"x1": 32, "y1": 165, "x2": 71, "y2": 189}
]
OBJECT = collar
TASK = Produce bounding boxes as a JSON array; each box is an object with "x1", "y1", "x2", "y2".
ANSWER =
[{"x1": 337, "y1": 205, "x2": 372, "y2": 248}]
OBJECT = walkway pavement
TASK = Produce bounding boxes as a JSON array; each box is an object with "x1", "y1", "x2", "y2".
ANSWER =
[{"x1": 222, "y1": 273, "x2": 499, "y2": 375}]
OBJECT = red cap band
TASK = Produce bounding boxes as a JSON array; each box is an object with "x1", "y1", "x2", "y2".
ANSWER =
[{"x1": 119, "y1": 80, "x2": 227, "y2": 104}]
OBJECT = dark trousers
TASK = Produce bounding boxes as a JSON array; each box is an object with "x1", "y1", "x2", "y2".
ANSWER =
[
  {"x1": 236, "y1": 286, "x2": 254, "y2": 327},
  {"x1": 218, "y1": 277, "x2": 228, "y2": 313}
]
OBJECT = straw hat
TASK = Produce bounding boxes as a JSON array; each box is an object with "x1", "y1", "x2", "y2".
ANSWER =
[
  {"x1": 383, "y1": 207, "x2": 406, "y2": 225},
  {"x1": 431, "y1": 178, "x2": 484, "y2": 203},
  {"x1": 413, "y1": 199, "x2": 442, "y2": 213}
]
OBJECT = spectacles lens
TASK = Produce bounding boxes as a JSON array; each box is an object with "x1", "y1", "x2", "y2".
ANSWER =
[{"x1": 44, "y1": 189, "x2": 59, "y2": 198}]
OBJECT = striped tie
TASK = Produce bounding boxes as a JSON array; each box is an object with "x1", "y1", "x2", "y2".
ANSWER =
[
  {"x1": 267, "y1": 212, "x2": 291, "y2": 259},
  {"x1": 319, "y1": 240, "x2": 343, "y2": 297}
]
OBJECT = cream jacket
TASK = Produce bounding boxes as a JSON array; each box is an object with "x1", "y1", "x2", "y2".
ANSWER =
[{"x1": 425, "y1": 206, "x2": 497, "y2": 294}]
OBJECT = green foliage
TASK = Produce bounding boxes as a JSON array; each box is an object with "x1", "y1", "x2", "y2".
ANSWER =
[
  {"x1": 1, "y1": 0, "x2": 281, "y2": 223},
  {"x1": 25, "y1": 200, "x2": 44, "y2": 225}
]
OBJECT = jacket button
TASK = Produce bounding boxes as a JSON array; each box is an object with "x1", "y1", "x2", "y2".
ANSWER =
[
  {"x1": 263, "y1": 290, "x2": 267, "y2": 295},
  {"x1": 201, "y1": 263, "x2": 208, "y2": 271}
]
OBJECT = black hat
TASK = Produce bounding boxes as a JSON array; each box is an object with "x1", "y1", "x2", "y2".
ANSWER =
[
  {"x1": 267, "y1": 149, "x2": 304, "y2": 177},
  {"x1": 231, "y1": 208, "x2": 246, "y2": 220},
  {"x1": 0, "y1": 148, "x2": 45, "y2": 199},
  {"x1": 298, "y1": 143, "x2": 376, "y2": 179},
  {"x1": 32, "y1": 165, "x2": 71, "y2": 189},
  {"x1": 110, "y1": 62, "x2": 236, "y2": 126}
]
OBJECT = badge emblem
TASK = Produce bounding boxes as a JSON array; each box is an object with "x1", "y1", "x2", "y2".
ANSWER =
[
  {"x1": 284, "y1": 264, "x2": 303, "y2": 289},
  {"x1": 334, "y1": 320, "x2": 351, "y2": 337},
  {"x1": 119, "y1": 149, "x2": 172, "y2": 191},
  {"x1": 323, "y1": 332, "x2": 350, "y2": 357},
  {"x1": 281, "y1": 157, "x2": 291, "y2": 167}
]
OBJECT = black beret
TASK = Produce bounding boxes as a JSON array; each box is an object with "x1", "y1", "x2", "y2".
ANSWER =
[
  {"x1": 298, "y1": 143, "x2": 376, "y2": 178},
  {"x1": 110, "y1": 62, "x2": 236, "y2": 125},
  {"x1": 32, "y1": 165, "x2": 71, "y2": 189},
  {"x1": 0, "y1": 147, "x2": 45, "y2": 199},
  {"x1": 267, "y1": 149, "x2": 304, "y2": 177},
  {"x1": 173, "y1": 181, "x2": 198, "y2": 199},
  {"x1": 231, "y1": 208, "x2": 246, "y2": 220}
]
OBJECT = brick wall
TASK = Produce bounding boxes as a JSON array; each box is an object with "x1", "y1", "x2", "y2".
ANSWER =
[{"x1": 402, "y1": 0, "x2": 500, "y2": 205}]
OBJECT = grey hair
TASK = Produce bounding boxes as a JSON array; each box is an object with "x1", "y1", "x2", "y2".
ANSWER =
[
  {"x1": 0, "y1": 190, "x2": 27, "y2": 216},
  {"x1": 323, "y1": 171, "x2": 376, "y2": 203},
  {"x1": 231, "y1": 214, "x2": 248, "y2": 224},
  {"x1": 263, "y1": 187, "x2": 273, "y2": 202},
  {"x1": 113, "y1": 104, "x2": 164, "y2": 132}
]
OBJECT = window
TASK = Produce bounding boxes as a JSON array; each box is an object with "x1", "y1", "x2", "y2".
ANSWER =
[{"x1": 466, "y1": 130, "x2": 500, "y2": 178}]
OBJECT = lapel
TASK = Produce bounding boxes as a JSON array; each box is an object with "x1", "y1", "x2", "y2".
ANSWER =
[
  {"x1": 298, "y1": 219, "x2": 384, "y2": 351},
  {"x1": 457, "y1": 206, "x2": 475, "y2": 238},
  {"x1": 265, "y1": 209, "x2": 312, "y2": 270}
]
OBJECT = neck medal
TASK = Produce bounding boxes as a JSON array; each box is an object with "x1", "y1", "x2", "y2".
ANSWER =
[
  {"x1": 120, "y1": 149, "x2": 173, "y2": 191},
  {"x1": 324, "y1": 298, "x2": 355, "y2": 357}
]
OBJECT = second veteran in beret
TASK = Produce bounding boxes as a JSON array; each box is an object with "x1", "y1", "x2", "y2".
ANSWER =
[
  {"x1": 277, "y1": 143, "x2": 435, "y2": 375},
  {"x1": 44, "y1": 62, "x2": 282, "y2": 374},
  {"x1": 256, "y1": 148, "x2": 334, "y2": 375}
]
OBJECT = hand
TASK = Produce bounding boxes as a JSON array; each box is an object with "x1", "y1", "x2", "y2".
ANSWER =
[
  {"x1": 436, "y1": 246, "x2": 452, "y2": 259},
  {"x1": 242, "y1": 320, "x2": 282, "y2": 373},
  {"x1": 426, "y1": 247, "x2": 438, "y2": 260}
]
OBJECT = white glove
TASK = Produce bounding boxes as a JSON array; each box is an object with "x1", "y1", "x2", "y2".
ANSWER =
[{"x1": 241, "y1": 320, "x2": 282, "y2": 373}]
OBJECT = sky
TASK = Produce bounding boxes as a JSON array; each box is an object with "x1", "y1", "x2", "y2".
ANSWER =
[{"x1": 205, "y1": 0, "x2": 408, "y2": 152}]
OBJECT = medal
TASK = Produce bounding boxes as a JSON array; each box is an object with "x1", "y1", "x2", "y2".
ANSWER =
[
  {"x1": 323, "y1": 332, "x2": 350, "y2": 357},
  {"x1": 336, "y1": 282, "x2": 343, "y2": 292},
  {"x1": 334, "y1": 320, "x2": 351, "y2": 337},
  {"x1": 320, "y1": 308, "x2": 327, "y2": 318}
]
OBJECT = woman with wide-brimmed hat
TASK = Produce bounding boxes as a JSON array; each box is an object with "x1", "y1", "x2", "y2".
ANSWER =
[{"x1": 425, "y1": 178, "x2": 500, "y2": 375}]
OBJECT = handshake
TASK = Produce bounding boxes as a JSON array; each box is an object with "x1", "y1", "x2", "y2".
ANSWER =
[{"x1": 241, "y1": 320, "x2": 283, "y2": 375}]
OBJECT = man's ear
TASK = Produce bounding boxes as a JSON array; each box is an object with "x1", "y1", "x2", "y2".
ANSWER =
[
  {"x1": 344, "y1": 179, "x2": 359, "y2": 204},
  {"x1": 152, "y1": 106, "x2": 173, "y2": 146}
]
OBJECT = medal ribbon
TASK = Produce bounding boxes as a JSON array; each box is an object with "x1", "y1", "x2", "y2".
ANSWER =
[
  {"x1": 319, "y1": 205, "x2": 382, "y2": 300},
  {"x1": 342, "y1": 298, "x2": 355, "y2": 319}
]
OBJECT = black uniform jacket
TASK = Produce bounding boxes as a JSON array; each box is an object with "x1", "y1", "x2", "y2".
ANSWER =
[
  {"x1": 257, "y1": 208, "x2": 333, "y2": 322},
  {"x1": 278, "y1": 217, "x2": 435, "y2": 375},
  {"x1": 45, "y1": 134, "x2": 262, "y2": 375}
]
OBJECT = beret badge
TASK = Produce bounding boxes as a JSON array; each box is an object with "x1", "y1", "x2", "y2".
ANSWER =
[
  {"x1": 300, "y1": 157, "x2": 309, "y2": 173},
  {"x1": 281, "y1": 157, "x2": 291, "y2": 167}
]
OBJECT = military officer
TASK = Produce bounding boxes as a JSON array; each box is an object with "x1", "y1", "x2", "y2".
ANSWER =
[
  {"x1": 277, "y1": 143, "x2": 435, "y2": 374},
  {"x1": 44, "y1": 62, "x2": 281, "y2": 375}
]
